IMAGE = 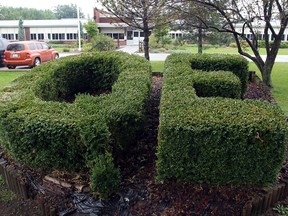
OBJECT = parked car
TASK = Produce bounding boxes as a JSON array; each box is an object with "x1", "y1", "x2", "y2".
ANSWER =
[
  {"x1": 4, "y1": 41, "x2": 59, "y2": 69},
  {"x1": 0, "y1": 38, "x2": 10, "y2": 67}
]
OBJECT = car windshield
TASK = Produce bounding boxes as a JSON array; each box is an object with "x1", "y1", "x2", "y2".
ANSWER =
[{"x1": 7, "y1": 44, "x2": 25, "y2": 51}]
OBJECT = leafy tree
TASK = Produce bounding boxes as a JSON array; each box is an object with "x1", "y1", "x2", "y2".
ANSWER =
[
  {"x1": 182, "y1": 0, "x2": 288, "y2": 88},
  {"x1": 98, "y1": 0, "x2": 176, "y2": 60},
  {"x1": 0, "y1": 6, "x2": 56, "y2": 20},
  {"x1": 172, "y1": 1, "x2": 223, "y2": 54},
  {"x1": 84, "y1": 20, "x2": 99, "y2": 39},
  {"x1": 153, "y1": 22, "x2": 170, "y2": 46},
  {"x1": 18, "y1": 19, "x2": 25, "y2": 41},
  {"x1": 54, "y1": 4, "x2": 84, "y2": 19}
]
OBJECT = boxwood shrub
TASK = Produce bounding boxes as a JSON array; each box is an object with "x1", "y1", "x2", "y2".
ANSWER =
[
  {"x1": 156, "y1": 53, "x2": 287, "y2": 185},
  {"x1": 0, "y1": 52, "x2": 151, "y2": 174},
  {"x1": 188, "y1": 54, "x2": 248, "y2": 97}
]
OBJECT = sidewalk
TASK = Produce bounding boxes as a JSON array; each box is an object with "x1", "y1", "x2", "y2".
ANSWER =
[{"x1": 118, "y1": 45, "x2": 169, "y2": 61}]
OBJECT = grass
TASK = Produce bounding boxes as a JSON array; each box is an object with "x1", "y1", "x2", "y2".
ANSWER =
[
  {"x1": 151, "y1": 61, "x2": 165, "y2": 72},
  {"x1": 249, "y1": 62, "x2": 288, "y2": 114},
  {"x1": 150, "y1": 61, "x2": 288, "y2": 115},
  {"x1": 171, "y1": 45, "x2": 288, "y2": 55},
  {"x1": 0, "y1": 72, "x2": 24, "y2": 90}
]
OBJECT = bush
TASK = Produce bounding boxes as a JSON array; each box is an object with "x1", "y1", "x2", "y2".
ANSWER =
[
  {"x1": 90, "y1": 152, "x2": 120, "y2": 199},
  {"x1": 188, "y1": 54, "x2": 249, "y2": 97},
  {"x1": 157, "y1": 53, "x2": 288, "y2": 185},
  {"x1": 91, "y1": 34, "x2": 116, "y2": 51},
  {"x1": 0, "y1": 52, "x2": 151, "y2": 173}
]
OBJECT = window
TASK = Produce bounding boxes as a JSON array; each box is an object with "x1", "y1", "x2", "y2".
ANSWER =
[
  {"x1": 140, "y1": 32, "x2": 144, "y2": 37},
  {"x1": 59, "y1": 33, "x2": 65, "y2": 40},
  {"x1": 52, "y1": 33, "x2": 59, "y2": 40},
  {"x1": 281, "y1": 34, "x2": 285, "y2": 41},
  {"x1": 15, "y1": 34, "x2": 18, "y2": 40},
  {"x1": 119, "y1": 33, "x2": 124, "y2": 39},
  {"x1": 113, "y1": 33, "x2": 119, "y2": 39},
  {"x1": 7, "y1": 44, "x2": 25, "y2": 51},
  {"x1": 30, "y1": 33, "x2": 37, "y2": 40},
  {"x1": 38, "y1": 33, "x2": 44, "y2": 40},
  {"x1": 42, "y1": 43, "x2": 49, "y2": 50},
  {"x1": 134, "y1": 31, "x2": 139, "y2": 37},
  {"x1": 127, "y1": 31, "x2": 133, "y2": 40},
  {"x1": 36, "y1": 43, "x2": 43, "y2": 49},
  {"x1": 2, "y1": 34, "x2": 14, "y2": 40},
  {"x1": 28, "y1": 43, "x2": 36, "y2": 50},
  {"x1": 48, "y1": 33, "x2": 51, "y2": 40}
]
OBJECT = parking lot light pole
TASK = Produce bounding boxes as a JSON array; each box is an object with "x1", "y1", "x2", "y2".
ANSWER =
[{"x1": 77, "y1": 4, "x2": 81, "y2": 52}]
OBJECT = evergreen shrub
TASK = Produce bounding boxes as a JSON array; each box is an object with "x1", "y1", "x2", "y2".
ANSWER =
[
  {"x1": 0, "y1": 52, "x2": 151, "y2": 176},
  {"x1": 156, "y1": 53, "x2": 287, "y2": 185}
]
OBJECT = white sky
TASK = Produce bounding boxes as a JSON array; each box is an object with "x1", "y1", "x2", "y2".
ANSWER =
[{"x1": 0, "y1": 0, "x2": 103, "y2": 19}]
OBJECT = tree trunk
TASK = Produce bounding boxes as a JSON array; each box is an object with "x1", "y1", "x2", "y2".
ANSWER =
[
  {"x1": 198, "y1": 27, "x2": 203, "y2": 54},
  {"x1": 143, "y1": 29, "x2": 150, "y2": 60},
  {"x1": 262, "y1": 68, "x2": 273, "y2": 89},
  {"x1": 261, "y1": 59, "x2": 274, "y2": 89},
  {"x1": 143, "y1": 19, "x2": 150, "y2": 60}
]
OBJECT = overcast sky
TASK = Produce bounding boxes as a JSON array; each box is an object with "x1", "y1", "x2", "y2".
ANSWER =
[{"x1": 1, "y1": 0, "x2": 103, "y2": 19}]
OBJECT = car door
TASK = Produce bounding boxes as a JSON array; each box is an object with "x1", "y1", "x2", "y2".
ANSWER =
[
  {"x1": 36, "y1": 42, "x2": 47, "y2": 62},
  {"x1": 42, "y1": 43, "x2": 52, "y2": 61}
]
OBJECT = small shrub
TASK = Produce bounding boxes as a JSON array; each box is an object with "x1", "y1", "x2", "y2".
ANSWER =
[
  {"x1": 90, "y1": 152, "x2": 120, "y2": 199},
  {"x1": 91, "y1": 34, "x2": 116, "y2": 51},
  {"x1": 62, "y1": 48, "x2": 70, "y2": 52}
]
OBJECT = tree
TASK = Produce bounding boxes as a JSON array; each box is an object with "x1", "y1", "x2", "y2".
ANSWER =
[
  {"x1": 98, "y1": 0, "x2": 176, "y2": 60},
  {"x1": 18, "y1": 19, "x2": 25, "y2": 41},
  {"x1": 172, "y1": 1, "x2": 224, "y2": 54},
  {"x1": 182, "y1": 0, "x2": 288, "y2": 88},
  {"x1": 54, "y1": 4, "x2": 84, "y2": 19},
  {"x1": 0, "y1": 6, "x2": 56, "y2": 20},
  {"x1": 84, "y1": 20, "x2": 99, "y2": 39}
]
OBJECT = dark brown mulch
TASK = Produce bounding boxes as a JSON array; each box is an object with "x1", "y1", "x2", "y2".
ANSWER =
[{"x1": 0, "y1": 74, "x2": 284, "y2": 216}]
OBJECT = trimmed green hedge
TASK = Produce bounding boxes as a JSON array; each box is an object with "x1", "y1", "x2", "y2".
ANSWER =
[
  {"x1": 156, "y1": 53, "x2": 287, "y2": 185},
  {"x1": 0, "y1": 52, "x2": 151, "y2": 172}
]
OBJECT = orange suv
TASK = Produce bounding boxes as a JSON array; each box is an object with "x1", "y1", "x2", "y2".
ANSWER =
[{"x1": 4, "y1": 41, "x2": 59, "y2": 69}]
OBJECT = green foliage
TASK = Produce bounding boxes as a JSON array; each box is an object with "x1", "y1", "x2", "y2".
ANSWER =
[
  {"x1": 90, "y1": 152, "x2": 120, "y2": 199},
  {"x1": 188, "y1": 53, "x2": 249, "y2": 97},
  {"x1": 156, "y1": 53, "x2": 288, "y2": 185},
  {"x1": 53, "y1": 4, "x2": 84, "y2": 19},
  {"x1": 0, "y1": 6, "x2": 56, "y2": 20},
  {"x1": 258, "y1": 40, "x2": 288, "y2": 49},
  {"x1": 273, "y1": 204, "x2": 288, "y2": 215},
  {"x1": 84, "y1": 20, "x2": 99, "y2": 39},
  {"x1": 90, "y1": 34, "x2": 116, "y2": 52},
  {"x1": 0, "y1": 52, "x2": 151, "y2": 175},
  {"x1": 192, "y1": 70, "x2": 241, "y2": 98}
]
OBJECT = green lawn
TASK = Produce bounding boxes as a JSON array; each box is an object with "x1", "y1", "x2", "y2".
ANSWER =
[
  {"x1": 0, "y1": 72, "x2": 24, "y2": 90},
  {"x1": 171, "y1": 45, "x2": 288, "y2": 55},
  {"x1": 151, "y1": 61, "x2": 288, "y2": 115},
  {"x1": 249, "y1": 62, "x2": 288, "y2": 114}
]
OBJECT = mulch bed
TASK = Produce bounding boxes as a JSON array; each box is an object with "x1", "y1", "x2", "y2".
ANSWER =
[{"x1": 0, "y1": 73, "x2": 285, "y2": 216}]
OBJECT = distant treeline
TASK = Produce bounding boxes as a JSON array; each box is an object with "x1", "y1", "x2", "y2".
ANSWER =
[{"x1": 0, "y1": 4, "x2": 85, "y2": 20}]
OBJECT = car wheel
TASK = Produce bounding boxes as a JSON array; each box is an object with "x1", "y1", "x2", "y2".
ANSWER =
[
  {"x1": 54, "y1": 54, "x2": 59, "y2": 59},
  {"x1": 7, "y1": 65, "x2": 16, "y2": 69},
  {"x1": 33, "y1": 58, "x2": 41, "y2": 67}
]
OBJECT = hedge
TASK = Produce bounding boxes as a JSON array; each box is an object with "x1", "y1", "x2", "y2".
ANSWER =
[
  {"x1": 0, "y1": 52, "x2": 152, "y2": 172},
  {"x1": 156, "y1": 53, "x2": 287, "y2": 185}
]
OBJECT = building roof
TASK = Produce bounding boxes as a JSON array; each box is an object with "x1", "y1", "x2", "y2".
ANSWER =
[{"x1": 0, "y1": 19, "x2": 88, "y2": 28}]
